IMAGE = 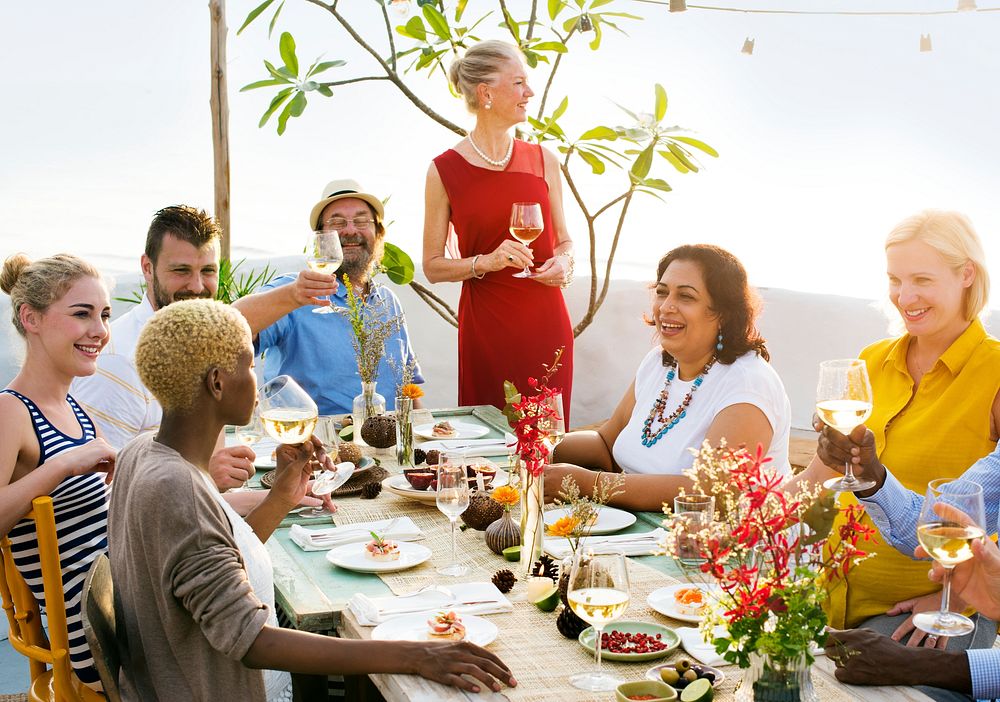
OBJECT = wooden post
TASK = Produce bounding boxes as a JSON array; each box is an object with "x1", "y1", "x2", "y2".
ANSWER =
[{"x1": 210, "y1": 0, "x2": 231, "y2": 262}]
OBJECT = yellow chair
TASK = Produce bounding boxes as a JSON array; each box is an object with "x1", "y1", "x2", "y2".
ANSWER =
[{"x1": 0, "y1": 496, "x2": 106, "y2": 701}]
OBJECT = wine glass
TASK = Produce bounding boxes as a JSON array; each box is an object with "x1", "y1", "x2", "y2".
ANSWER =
[
  {"x1": 913, "y1": 478, "x2": 986, "y2": 637},
  {"x1": 436, "y1": 456, "x2": 470, "y2": 577},
  {"x1": 539, "y1": 391, "x2": 566, "y2": 453},
  {"x1": 815, "y1": 359, "x2": 876, "y2": 492},
  {"x1": 234, "y1": 405, "x2": 265, "y2": 489},
  {"x1": 567, "y1": 550, "x2": 630, "y2": 691},
  {"x1": 306, "y1": 229, "x2": 344, "y2": 314},
  {"x1": 259, "y1": 376, "x2": 324, "y2": 516},
  {"x1": 509, "y1": 202, "x2": 543, "y2": 279}
]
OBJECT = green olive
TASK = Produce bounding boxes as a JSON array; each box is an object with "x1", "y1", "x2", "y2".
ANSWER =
[
  {"x1": 675, "y1": 659, "x2": 692, "y2": 673},
  {"x1": 682, "y1": 669, "x2": 698, "y2": 683},
  {"x1": 660, "y1": 668, "x2": 681, "y2": 685}
]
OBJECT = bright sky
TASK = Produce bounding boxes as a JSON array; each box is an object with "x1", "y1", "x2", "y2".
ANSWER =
[{"x1": 2, "y1": 1, "x2": 998, "y2": 307}]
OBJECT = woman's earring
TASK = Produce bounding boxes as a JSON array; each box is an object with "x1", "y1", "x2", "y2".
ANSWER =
[
  {"x1": 716, "y1": 329, "x2": 724, "y2": 352},
  {"x1": 485, "y1": 100, "x2": 492, "y2": 110}
]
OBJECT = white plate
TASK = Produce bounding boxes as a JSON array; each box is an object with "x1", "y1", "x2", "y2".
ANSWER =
[
  {"x1": 325, "y1": 541, "x2": 432, "y2": 573},
  {"x1": 372, "y1": 613, "x2": 498, "y2": 647},
  {"x1": 382, "y1": 470, "x2": 509, "y2": 505},
  {"x1": 647, "y1": 583, "x2": 721, "y2": 623},
  {"x1": 413, "y1": 422, "x2": 491, "y2": 441},
  {"x1": 543, "y1": 506, "x2": 637, "y2": 535}
]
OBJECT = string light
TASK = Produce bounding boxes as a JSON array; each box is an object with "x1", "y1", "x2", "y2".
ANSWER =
[
  {"x1": 670, "y1": 0, "x2": 688, "y2": 11},
  {"x1": 920, "y1": 33, "x2": 934, "y2": 51},
  {"x1": 638, "y1": 0, "x2": 1000, "y2": 15},
  {"x1": 741, "y1": 36, "x2": 755, "y2": 54},
  {"x1": 578, "y1": 13, "x2": 594, "y2": 31},
  {"x1": 957, "y1": 0, "x2": 978, "y2": 10}
]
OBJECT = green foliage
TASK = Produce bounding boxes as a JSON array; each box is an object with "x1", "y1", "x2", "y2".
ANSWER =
[{"x1": 378, "y1": 242, "x2": 416, "y2": 286}]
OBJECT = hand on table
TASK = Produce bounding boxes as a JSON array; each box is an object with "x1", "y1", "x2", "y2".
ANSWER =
[
  {"x1": 210, "y1": 445, "x2": 256, "y2": 491},
  {"x1": 410, "y1": 639, "x2": 516, "y2": 693},
  {"x1": 885, "y1": 591, "x2": 958, "y2": 648}
]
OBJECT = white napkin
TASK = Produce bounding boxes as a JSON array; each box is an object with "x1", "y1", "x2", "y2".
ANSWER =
[
  {"x1": 348, "y1": 582, "x2": 513, "y2": 626},
  {"x1": 544, "y1": 528, "x2": 666, "y2": 559},
  {"x1": 289, "y1": 517, "x2": 423, "y2": 551},
  {"x1": 676, "y1": 626, "x2": 727, "y2": 666},
  {"x1": 417, "y1": 435, "x2": 516, "y2": 456}
]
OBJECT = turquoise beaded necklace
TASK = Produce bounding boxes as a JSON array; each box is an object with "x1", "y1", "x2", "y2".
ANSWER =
[{"x1": 641, "y1": 356, "x2": 717, "y2": 447}]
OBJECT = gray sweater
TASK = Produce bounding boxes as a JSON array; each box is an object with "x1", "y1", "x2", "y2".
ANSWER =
[{"x1": 108, "y1": 434, "x2": 268, "y2": 701}]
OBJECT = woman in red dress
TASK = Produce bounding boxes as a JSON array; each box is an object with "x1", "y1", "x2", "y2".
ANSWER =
[{"x1": 423, "y1": 40, "x2": 575, "y2": 422}]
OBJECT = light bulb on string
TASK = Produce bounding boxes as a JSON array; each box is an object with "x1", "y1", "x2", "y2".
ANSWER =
[
  {"x1": 741, "y1": 37, "x2": 755, "y2": 55},
  {"x1": 389, "y1": 0, "x2": 411, "y2": 18},
  {"x1": 919, "y1": 33, "x2": 933, "y2": 52},
  {"x1": 669, "y1": 0, "x2": 687, "y2": 11},
  {"x1": 957, "y1": 0, "x2": 977, "y2": 11},
  {"x1": 577, "y1": 13, "x2": 594, "y2": 32}
]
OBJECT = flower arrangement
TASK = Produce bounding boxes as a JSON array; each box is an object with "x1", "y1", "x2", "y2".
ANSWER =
[
  {"x1": 491, "y1": 485, "x2": 520, "y2": 513},
  {"x1": 661, "y1": 442, "x2": 876, "y2": 685},
  {"x1": 337, "y1": 275, "x2": 401, "y2": 386},
  {"x1": 399, "y1": 383, "x2": 423, "y2": 400},
  {"x1": 547, "y1": 474, "x2": 626, "y2": 557}
]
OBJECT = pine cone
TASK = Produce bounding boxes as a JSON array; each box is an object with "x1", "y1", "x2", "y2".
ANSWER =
[
  {"x1": 556, "y1": 605, "x2": 588, "y2": 639},
  {"x1": 360, "y1": 481, "x2": 382, "y2": 499},
  {"x1": 413, "y1": 448, "x2": 427, "y2": 465},
  {"x1": 531, "y1": 554, "x2": 559, "y2": 583},
  {"x1": 491, "y1": 568, "x2": 517, "y2": 594}
]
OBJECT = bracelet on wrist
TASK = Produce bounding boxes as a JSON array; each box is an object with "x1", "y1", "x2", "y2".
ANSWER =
[{"x1": 471, "y1": 254, "x2": 486, "y2": 279}]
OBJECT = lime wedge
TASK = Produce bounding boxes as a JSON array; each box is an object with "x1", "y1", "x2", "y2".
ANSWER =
[
  {"x1": 502, "y1": 545, "x2": 521, "y2": 562},
  {"x1": 531, "y1": 585, "x2": 560, "y2": 612},
  {"x1": 339, "y1": 426, "x2": 353, "y2": 440},
  {"x1": 680, "y1": 678, "x2": 714, "y2": 702}
]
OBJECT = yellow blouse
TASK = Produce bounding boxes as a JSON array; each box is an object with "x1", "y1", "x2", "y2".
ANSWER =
[{"x1": 825, "y1": 318, "x2": 1000, "y2": 629}]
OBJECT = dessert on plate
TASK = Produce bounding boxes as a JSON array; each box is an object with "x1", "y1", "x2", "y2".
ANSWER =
[
  {"x1": 427, "y1": 611, "x2": 466, "y2": 640},
  {"x1": 364, "y1": 532, "x2": 400, "y2": 561},
  {"x1": 431, "y1": 420, "x2": 457, "y2": 438},
  {"x1": 673, "y1": 586, "x2": 706, "y2": 616}
]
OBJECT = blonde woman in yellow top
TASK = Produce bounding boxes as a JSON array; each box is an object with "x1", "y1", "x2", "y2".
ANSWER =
[{"x1": 797, "y1": 210, "x2": 1000, "y2": 642}]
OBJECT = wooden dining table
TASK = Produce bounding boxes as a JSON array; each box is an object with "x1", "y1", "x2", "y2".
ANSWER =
[{"x1": 257, "y1": 405, "x2": 935, "y2": 702}]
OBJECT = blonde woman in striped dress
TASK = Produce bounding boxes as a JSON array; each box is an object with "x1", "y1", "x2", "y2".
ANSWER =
[{"x1": 0, "y1": 253, "x2": 117, "y2": 688}]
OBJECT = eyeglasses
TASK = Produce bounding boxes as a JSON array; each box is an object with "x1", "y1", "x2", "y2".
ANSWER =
[{"x1": 322, "y1": 216, "x2": 375, "y2": 231}]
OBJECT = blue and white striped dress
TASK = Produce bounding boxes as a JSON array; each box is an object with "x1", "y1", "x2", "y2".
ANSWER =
[{"x1": 4, "y1": 389, "x2": 109, "y2": 687}]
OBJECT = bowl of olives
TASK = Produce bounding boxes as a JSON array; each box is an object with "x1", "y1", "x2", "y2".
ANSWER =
[{"x1": 646, "y1": 658, "x2": 724, "y2": 691}]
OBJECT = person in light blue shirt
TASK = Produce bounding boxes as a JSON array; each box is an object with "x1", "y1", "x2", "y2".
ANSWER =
[
  {"x1": 233, "y1": 179, "x2": 424, "y2": 415},
  {"x1": 814, "y1": 421, "x2": 1000, "y2": 702}
]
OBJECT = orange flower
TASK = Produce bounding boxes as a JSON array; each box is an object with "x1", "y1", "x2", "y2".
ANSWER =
[
  {"x1": 547, "y1": 515, "x2": 581, "y2": 538},
  {"x1": 400, "y1": 383, "x2": 424, "y2": 400},
  {"x1": 491, "y1": 485, "x2": 520, "y2": 509}
]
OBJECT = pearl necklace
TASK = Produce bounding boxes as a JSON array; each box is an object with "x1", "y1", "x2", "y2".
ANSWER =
[
  {"x1": 641, "y1": 356, "x2": 717, "y2": 447},
  {"x1": 468, "y1": 132, "x2": 513, "y2": 168}
]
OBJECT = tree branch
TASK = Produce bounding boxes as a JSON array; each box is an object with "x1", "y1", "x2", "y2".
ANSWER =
[
  {"x1": 593, "y1": 192, "x2": 630, "y2": 219},
  {"x1": 409, "y1": 281, "x2": 459, "y2": 327},
  {"x1": 526, "y1": 0, "x2": 539, "y2": 40},
  {"x1": 536, "y1": 28, "x2": 574, "y2": 119},
  {"x1": 379, "y1": 0, "x2": 397, "y2": 72},
  {"x1": 320, "y1": 75, "x2": 390, "y2": 87},
  {"x1": 497, "y1": 0, "x2": 520, "y2": 39},
  {"x1": 594, "y1": 189, "x2": 634, "y2": 311}
]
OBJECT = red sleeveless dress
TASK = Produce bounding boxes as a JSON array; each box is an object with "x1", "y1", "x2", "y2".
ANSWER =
[{"x1": 433, "y1": 140, "x2": 574, "y2": 424}]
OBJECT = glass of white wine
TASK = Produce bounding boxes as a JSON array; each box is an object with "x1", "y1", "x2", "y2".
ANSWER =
[
  {"x1": 539, "y1": 391, "x2": 566, "y2": 454},
  {"x1": 509, "y1": 202, "x2": 543, "y2": 279},
  {"x1": 306, "y1": 229, "x2": 344, "y2": 314},
  {"x1": 913, "y1": 478, "x2": 986, "y2": 637},
  {"x1": 567, "y1": 550, "x2": 630, "y2": 691},
  {"x1": 436, "y1": 457, "x2": 470, "y2": 577},
  {"x1": 234, "y1": 405, "x2": 265, "y2": 489},
  {"x1": 815, "y1": 358, "x2": 876, "y2": 492}
]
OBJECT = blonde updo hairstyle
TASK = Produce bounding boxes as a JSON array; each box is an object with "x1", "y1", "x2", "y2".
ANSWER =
[
  {"x1": 448, "y1": 40, "x2": 523, "y2": 111},
  {"x1": 1, "y1": 253, "x2": 102, "y2": 336},
  {"x1": 134, "y1": 299, "x2": 252, "y2": 413},
  {"x1": 885, "y1": 210, "x2": 990, "y2": 322}
]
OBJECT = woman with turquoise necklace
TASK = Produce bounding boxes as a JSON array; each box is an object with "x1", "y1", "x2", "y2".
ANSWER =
[{"x1": 546, "y1": 244, "x2": 791, "y2": 512}]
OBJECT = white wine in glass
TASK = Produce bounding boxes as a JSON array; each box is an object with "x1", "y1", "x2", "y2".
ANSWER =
[
  {"x1": 436, "y1": 458, "x2": 470, "y2": 577},
  {"x1": 815, "y1": 359, "x2": 876, "y2": 492},
  {"x1": 261, "y1": 410, "x2": 319, "y2": 444},
  {"x1": 539, "y1": 391, "x2": 566, "y2": 453},
  {"x1": 306, "y1": 230, "x2": 344, "y2": 314},
  {"x1": 913, "y1": 478, "x2": 986, "y2": 637},
  {"x1": 567, "y1": 550, "x2": 630, "y2": 691},
  {"x1": 509, "y1": 202, "x2": 543, "y2": 279}
]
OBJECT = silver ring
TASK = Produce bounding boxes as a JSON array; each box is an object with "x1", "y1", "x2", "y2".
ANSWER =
[
  {"x1": 926, "y1": 636, "x2": 938, "y2": 646},
  {"x1": 507, "y1": 254, "x2": 515, "y2": 262}
]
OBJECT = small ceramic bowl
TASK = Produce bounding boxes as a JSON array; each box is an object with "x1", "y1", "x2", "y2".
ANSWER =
[{"x1": 615, "y1": 679, "x2": 678, "y2": 702}]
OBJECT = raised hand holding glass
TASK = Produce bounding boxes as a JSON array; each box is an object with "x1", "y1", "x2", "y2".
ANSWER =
[
  {"x1": 306, "y1": 229, "x2": 344, "y2": 314},
  {"x1": 815, "y1": 359, "x2": 876, "y2": 492}
]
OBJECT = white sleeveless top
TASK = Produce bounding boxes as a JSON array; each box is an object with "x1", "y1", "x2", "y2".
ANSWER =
[
  {"x1": 612, "y1": 347, "x2": 792, "y2": 477},
  {"x1": 202, "y1": 476, "x2": 293, "y2": 702}
]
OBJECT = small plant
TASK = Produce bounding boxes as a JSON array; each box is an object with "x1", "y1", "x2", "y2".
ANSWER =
[{"x1": 336, "y1": 275, "x2": 401, "y2": 385}]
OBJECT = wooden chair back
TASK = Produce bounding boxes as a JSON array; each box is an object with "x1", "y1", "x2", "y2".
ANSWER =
[{"x1": 81, "y1": 554, "x2": 121, "y2": 702}]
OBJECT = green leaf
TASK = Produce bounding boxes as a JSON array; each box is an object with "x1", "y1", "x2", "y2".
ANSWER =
[
  {"x1": 268, "y1": 0, "x2": 285, "y2": 38},
  {"x1": 399, "y1": 16, "x2": 428, "y2": 41},
  {"x1": 276, "y1": 94, "x2": 299, "y2": 135},
  {"x1": 589, "y1": 19, "x2": 603, "y2": 50},
  {"x1": 307, "y1": 59, "x2": 346, "y2": 77},
  {"x1": 577, "y1": 148, "x2": 606, "y2": 174},
  {"x1": 579, "y1": 125, "x2": 617, "y2": 141},
  {"x1": 422, "y1": 3, "x2": 451, "y2": 40},
  {"x1": 302, "y1": 80, "x2": 318, "y2": 92},
  {"x1": 667, "y1": 143, "x2": 699, "y2": 172},
  {"x1": 594, "y1": 11, "x2": 643, "y2": 19},
  {"x1": 671, "y1": 135, "x2": 719, "y2": 157},
  {"x1": 641, "y1": 177, "x2": 672, "y2": 192},
  {"x1": 613, "y1": 101, "x2": 639, "y2": 123},
  {"x1": 631, "y1": 143, "x2": 654, "y2": 179},
  {"x1": 532, "y1": 41, "x2": 568, "y2": 53},
  {"x1": 654, "y1": 83, "x2": 668, "y2": 122},
  {"x1": 658, "y1": 149, "x2": 689, "y2": 173},
  {"x1": 590, "y1": 0, "x2": 614, "y2": 7},
  {"x1": 504, "y1": 8, "x2": 521, "y2": 42},
  {"x1": 552, "y1": 96, "x2": 569, "y2": 121},
  {"x1": 241, "y1": 78, "x2": 289, "y2": 92},
  {"x1": 548, "y1": 0, "x2": 565, "y2": 21},
  {"x1": 317, "y1": 84, "x2": 333, "y2": 97},
  {"x1": 237, "y1": 0, "x2": 274, "y2": 35},
  {"x1": 279, "y1": 32, "x2": 298, "y2": 77},
  {"x1": 523, "y1": 50, "x2": 538, "y2": 69},
  {"x1": 527, "y1": 116, "x2": 547, "y2": 131},
  {"x1": 381, "y1": 242, "x2": 416, "y2": 285},
  {"x1": 456, "y1": 0, "x2": 469, "y2": 21},
  {"x1": 259, "y1": 87, "x2": 293, "y2": 128}
]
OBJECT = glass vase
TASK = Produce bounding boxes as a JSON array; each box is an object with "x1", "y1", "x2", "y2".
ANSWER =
[
  {"x1": 395, "y1": 396, "x2": 414, "y2": 465},
  {"x1": 351, "y1": 381, "x2": 385, "y2": 447},
  {"x1": 736, "y1": 653, "x2": 817, "y2": 702},
  {"x1": 518, "y1": 463, "x2": 545, "y2": 576}
]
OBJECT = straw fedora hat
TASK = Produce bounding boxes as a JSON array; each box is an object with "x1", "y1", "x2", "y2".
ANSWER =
[{"x1": 308, "y1": 178, "x2": 385, "y2": 229}]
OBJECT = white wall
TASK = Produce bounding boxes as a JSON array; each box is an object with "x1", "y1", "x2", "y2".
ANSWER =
[{"x1": 2, "y1": 259, "x2": 993, "y2": 431}]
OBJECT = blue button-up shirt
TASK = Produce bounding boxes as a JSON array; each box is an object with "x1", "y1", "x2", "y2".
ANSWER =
[
  {"x1": 256, "y1": 274, "x2": 424, "y2": 415},
  {"x1": 861, "y1": 446, "x2": 1000, "y2": 701}
]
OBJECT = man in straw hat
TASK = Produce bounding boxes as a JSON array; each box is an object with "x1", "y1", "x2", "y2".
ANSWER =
[{"x1": 234, "y1": 178, "x2": 424, "y2": 416}]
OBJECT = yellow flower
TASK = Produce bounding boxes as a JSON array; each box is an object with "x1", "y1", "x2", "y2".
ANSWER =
[
  {"x1": 491, "y1": 485, "x2": 520, "y2": 509},
  {"x1": 400, "y1": 383, "x2": 424, "y2": 400},
  {"x1": 547, "y1": 515, "x2": 581, "y2": 538}
]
